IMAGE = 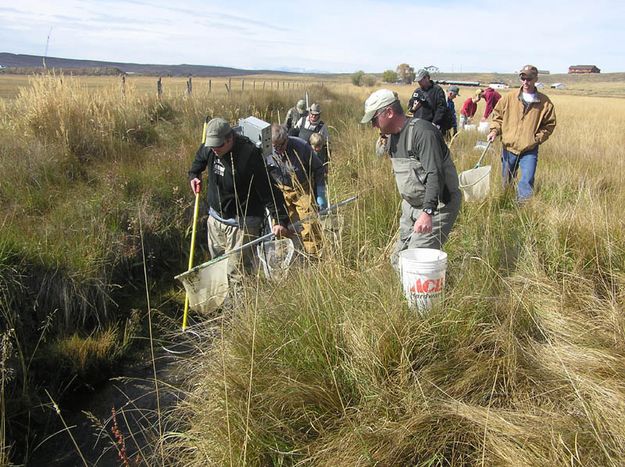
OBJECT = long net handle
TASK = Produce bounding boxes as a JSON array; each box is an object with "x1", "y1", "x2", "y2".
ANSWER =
[
  {"x1": 474, "y1": 140, "x2": 492, "y2": 168},
  {"x1": 182, "y1": 117, "x2": 209, "y2": 331}
]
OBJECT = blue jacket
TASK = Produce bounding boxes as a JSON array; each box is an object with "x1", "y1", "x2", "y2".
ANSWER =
[{"x1": 447, "y1": 98, "x2": 457, "y2": 130}]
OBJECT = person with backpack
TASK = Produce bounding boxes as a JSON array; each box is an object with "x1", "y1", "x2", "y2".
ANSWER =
[
  {"x1": 362, "y1": 89, "x2": 461, "y2": 270},
  {"x1": 407, "y1": 69, "x2": 451, "y2": 133},
  {"x1": 293, "y1": 103, "x2": 330, "y2": 166},
  {"x1": 188, "y1": 118, "x2": 290, "y2": 279}
]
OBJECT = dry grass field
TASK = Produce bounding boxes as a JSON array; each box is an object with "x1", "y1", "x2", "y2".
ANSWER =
[{"x1": 1, "y1": 72, "x2": 624, "y2": 465}]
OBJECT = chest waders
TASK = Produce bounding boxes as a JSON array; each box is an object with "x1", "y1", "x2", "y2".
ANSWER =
[
  {"x1": 390, "y1": 120, "x2": 428, "y2": 207},
  {"x1": 389, "y1": 119, "x2": 462, "y2": 269}
]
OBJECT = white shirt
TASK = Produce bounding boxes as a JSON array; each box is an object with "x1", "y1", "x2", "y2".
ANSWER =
[{"x1": 522, "y1": 92, "x2": 539, "y2": 104}]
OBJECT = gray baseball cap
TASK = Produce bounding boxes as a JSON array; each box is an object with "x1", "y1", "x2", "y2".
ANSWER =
[
  {"x1": 448, "y1": 85, "x2": 460, "y2": 95},
  {"x1": 296, "y1": 99, "x2": 306, "y2": 112},
  {"x1": 415, "y1": 68, "x2": 429, "y2": 81},
  {"x1": 205, "y1": 118, "x2": 231, "y2": 148},
  {"x1": 309, "y1": 103, "x2": 321, "y2": 115},
  {"x1": 361, "y1": 89, "x2": 398, "y2": 123}
]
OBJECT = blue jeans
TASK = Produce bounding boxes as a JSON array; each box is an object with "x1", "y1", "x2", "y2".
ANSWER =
[{"x1": 501, "y1": 147, "x2": 538, "y2": 201}]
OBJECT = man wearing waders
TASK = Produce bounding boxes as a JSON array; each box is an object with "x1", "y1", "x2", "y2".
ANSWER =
[
  {"x1": 267, "y1": 124, "x2": 327, "y2": 256},
  {"x1": 361, "y1": 89, "x2": 462, "y2": 271},
  {"x1": 293, "y1": 103, "x2": 330, "y2": 169},
  {"x1": 188, "y1": 118, "x2": 289, "y2": 280}
]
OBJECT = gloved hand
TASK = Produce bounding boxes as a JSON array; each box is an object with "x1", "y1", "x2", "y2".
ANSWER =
[{"x1": 316, "y1": 184, "x2": 328, "y2": 211}]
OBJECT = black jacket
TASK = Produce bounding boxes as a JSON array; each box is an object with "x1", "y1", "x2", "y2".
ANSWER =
[
  {"x1": 408, "y1": 83, "x2": 447, "y2": 127},
  {"x1": 188, "y1": 134, "x2": 289, "y2": 225}
]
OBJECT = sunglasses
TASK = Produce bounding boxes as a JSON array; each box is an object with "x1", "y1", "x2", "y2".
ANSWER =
[
  {"x1": 520, "y1": 76, "x2": 535, "y2": 82},
  {"x1": 371, "y1": 107, "x2": 388, "y2": 125}
]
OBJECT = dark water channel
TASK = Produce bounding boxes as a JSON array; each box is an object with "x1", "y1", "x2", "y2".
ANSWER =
[{"x1": 26, "y1": 338, "x2": 191, "y2": 466}]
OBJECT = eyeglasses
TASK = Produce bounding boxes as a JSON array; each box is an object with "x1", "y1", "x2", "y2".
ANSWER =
[
  {"x1": 520, "y1": 76, "x2": 535, "y2": 82},
  {"x1": 371, "y1": 107, "x2": 388, "y2": 125}
]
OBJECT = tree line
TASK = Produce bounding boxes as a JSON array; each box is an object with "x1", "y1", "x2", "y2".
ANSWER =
[{"x1": 351, "y1": 63, "x2": 416, "y2": 86}]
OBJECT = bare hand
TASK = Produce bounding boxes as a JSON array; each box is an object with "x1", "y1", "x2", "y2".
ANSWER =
[
  {"x1": 272, "y1": 224, "x2": 289, "y2": 238},
  {"x1": 414, "y1": 212, "x2": 433, "y2": 234},
  {"x1": 487, "y1": 130, "x2": 497, "y2": 143},
  {"x1": 190, "y1": 178, "x2": 201, "y2": 194}
]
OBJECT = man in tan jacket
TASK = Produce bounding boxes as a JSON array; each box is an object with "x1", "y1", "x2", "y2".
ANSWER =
[{"x1": 487, "y1": 65, "x2": 556, "y2": 201}]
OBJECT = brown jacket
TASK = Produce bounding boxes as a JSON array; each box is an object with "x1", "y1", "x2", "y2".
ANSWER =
[{"x1": 489, "y1": 87, "x2": 556, "y2": 155}]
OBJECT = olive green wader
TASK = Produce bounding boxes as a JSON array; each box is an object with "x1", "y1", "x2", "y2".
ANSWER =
[{"x1": 389, "y1": 156, "x2": 461, "y2": 271}]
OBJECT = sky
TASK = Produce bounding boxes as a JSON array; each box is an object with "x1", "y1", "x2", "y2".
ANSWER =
[{"x1": 1, "y1": 0, "x2": 624, "y2": 74}]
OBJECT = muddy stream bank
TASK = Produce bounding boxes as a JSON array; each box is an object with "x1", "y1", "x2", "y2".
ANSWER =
[{"x1": 26, "y1": 334, "x2": 195, "y2": 467}]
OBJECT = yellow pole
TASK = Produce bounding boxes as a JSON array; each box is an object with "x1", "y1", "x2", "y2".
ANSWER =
[{"x1": 182, "y1": 117, "x2": 209, "y2": 331}]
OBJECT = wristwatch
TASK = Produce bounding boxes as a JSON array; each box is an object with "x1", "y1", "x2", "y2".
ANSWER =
[{"x1": 423, "y1": 208, "x2": 434, "y2": 216}]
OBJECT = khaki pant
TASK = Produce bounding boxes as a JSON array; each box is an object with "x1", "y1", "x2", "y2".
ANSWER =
[
  {"x1": 207, "y1": 216, "x2": 261, "y2": 281},
  {"x1": 278, "y1": 184, "x2": 323, "y2": 255}
]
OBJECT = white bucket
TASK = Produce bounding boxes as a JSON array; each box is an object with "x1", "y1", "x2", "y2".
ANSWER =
[
  {"x1": 478, "y1": 121, "x2": 490, "y2": 134},
  {"x1": 399, "y1": 248, "x2": 448, "y2": 314},
  {"x1": 463, "y1": 124, "x2": 477, "y2": 131}
]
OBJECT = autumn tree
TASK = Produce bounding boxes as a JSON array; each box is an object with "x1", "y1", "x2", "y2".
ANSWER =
[{"x1": 396, "y1": 63, "x2": 415, "y2": 84}]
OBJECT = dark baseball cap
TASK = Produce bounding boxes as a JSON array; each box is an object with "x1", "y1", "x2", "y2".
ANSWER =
[
  {"x1": 519, "y1": 65, "x2": 538, "y2": 78},
  {"x1": 205, "y1": 118, "x2": 231, "y2": 147}
]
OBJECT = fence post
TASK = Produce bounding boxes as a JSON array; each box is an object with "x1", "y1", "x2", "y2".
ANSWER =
[
  {"x1": 241, "y1": 79, "x2": 245, "y2": 91},
  {"x1": 121, "y1": 75, "x2": 126, "y2": 97},
  {"x1": 157, "y1": 76, "x2": 162, "y2": 99},
  {"x1": 186, "y1": 76, "x2": 192, "y2": 95},
  {"x1": 253, "y1": 80, "x2": 256, "y2": 91},
  {"x1": 209, "y1": 79, "x2": 212, "y2": 93},
  {"x1": 228, "y1": 78, "x2": 232, "y2": 93}
]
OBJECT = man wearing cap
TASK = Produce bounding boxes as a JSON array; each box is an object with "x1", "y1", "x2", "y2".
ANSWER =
[
  {"x1": 487, "y1": 65, "x2": 557, "y2": 201},
  {"x1": 446, "y1": 85, "x2": 460, "y2": 136},
  {"x1": 267, "y1": 124, "x2": 327, "y2": 255},
  {"x1": 285, "y1": 99, "x2": 308, "y2": 132},
  {"x1": 293, "y1": 102, "x2": 330, "y2": 167},
  {"x1": 460, "y1": 90, "x2": 481, "y2": 128},
  {"x1": 362, "y1": 89, "x2": 461, "y2": 270},
  {"x1": 407, "y1": 69, "x2": 448, "y2": 130},
  {"x1": 188, "y1": 118, "x2": 290, "y2": 278},
  {"x1": 479, "y1": 87, "x2": 501, "y2": 120}
]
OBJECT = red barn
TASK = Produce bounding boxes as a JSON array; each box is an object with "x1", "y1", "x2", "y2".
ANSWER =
[{"x1": 568, "y1": 65, "x2": 601, "y2": 74}]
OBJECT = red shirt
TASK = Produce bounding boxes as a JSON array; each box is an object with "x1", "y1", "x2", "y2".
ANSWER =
[
  {"x1": 460, "y1": 98, "x2": 477, "y2": 117},
  {"x1": 483, "y1": 88, "x2": 501, "y2": 119}
]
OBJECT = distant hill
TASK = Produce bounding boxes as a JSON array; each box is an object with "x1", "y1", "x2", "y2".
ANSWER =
[{"x1": 0, "y1": 52, "x2": 295, "y2": 77}]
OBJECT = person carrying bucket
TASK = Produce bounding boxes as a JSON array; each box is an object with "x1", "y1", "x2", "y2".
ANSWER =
[
  {"x1": 361, "y1": 89, "x2": 462, "y2": 271},
  {"x1": 266, "y1": 124, "x2": 327, "y2": 256},
  {"x1": 188, "y1": 118, "x2": 290, "y2": 281}
]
